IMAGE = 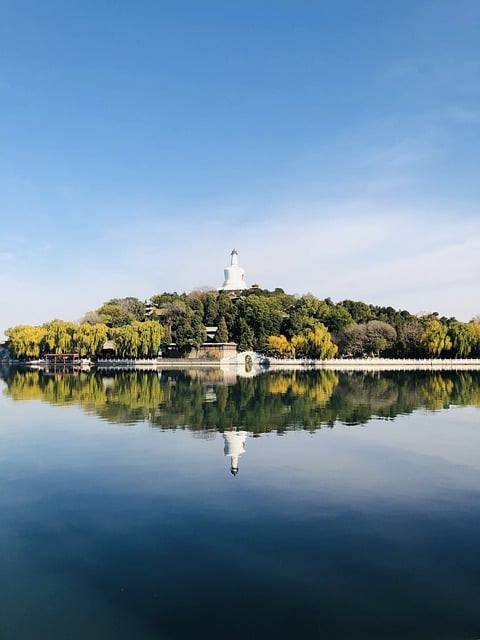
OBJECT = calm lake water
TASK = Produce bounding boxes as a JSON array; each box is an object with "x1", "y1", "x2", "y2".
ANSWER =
[{"x1": 0, "y1": 366, "x2": 479, "y2": 639}]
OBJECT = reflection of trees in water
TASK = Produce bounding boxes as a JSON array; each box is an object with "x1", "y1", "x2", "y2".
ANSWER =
[
  {"x1": 3, "y1": 368, "x2": 480, "y2": 432},
  {"x1": 331, "y1": 373, "x2": 403, "y2": 425},
  {"x1": 330, "y1": 371, "x2": 480, "y2": 424},
  {"x1": 5, "y1": 369, "x2": 107, "y2": 406}
]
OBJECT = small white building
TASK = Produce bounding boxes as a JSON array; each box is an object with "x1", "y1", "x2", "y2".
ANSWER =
[{"x1": 218, "y1": 249, "x2": 248, "y2": 292}]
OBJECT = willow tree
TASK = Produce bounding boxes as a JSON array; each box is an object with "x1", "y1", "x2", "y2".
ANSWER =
[
  {"x1": 135, "y1": 320, "x2": 165, "y2": 357},
  {"x1": 110, "y1": 325, "x2": 140, "y2": 358},
  {"x1": 420, "y1": 319, "x2": 452, "y2": 357},
  {"x1": 448, "y1": 321, "x2": 474, "y2": 358},
  {"x1": 5, "y1": 325, "x2": 46, "y2": 359},
  {"x1": 42, "y1": 320, "x2": 77, "y2": 354},
  {"x1": 73, "y1": 323, "x2": 109, "y2": 357},
  {"x1": 470, "y1": 322, "x2": 480, "y2": 357},
  {"x1": 292, "y1": 323, "x2": 338, "y2": 359}
]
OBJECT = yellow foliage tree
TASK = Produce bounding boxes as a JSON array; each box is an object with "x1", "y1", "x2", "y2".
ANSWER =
[
  {"x1": 266, "y1": 335, "x2": 295, "y2": 358},
  {"x1": 420, "y1": 319, "x2": 452, "y2": 357},
  {"x1": 5, "y1": 325, "x2": 46, "y2": 359},
  {"x1": 73, "y1": 323, "x2": 109, "y2": 357},
  {"x1": 291, "y1": 334, "x2": 307, "y2": 357},
  {"x1": 292, "y1": 323, "x2": 338, "y2": 359},
  {"x1": 42, "y1": 320, "x2": 77, "y2": 354},
  {"x1": 469, "y1": 322, "x2": 480, "y2": 357}
]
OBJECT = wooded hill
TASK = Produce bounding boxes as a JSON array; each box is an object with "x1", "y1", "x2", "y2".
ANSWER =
[{"x1": 5, "y1": 288, "x2": 480, "y2": 360}]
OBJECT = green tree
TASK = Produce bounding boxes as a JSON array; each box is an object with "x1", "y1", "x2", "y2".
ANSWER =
[
  {"x1": 97, "y1": 303, "x2": 133, "y2": 328},
  {"x1": 217, "y1": 293, "x2": 235, "y2": 332},
  {"x1": 339, "y1": 300, "x2": 374, "y2": 323},
  {"x1": 322, "y1": 305, "x2": 354, "y2": 332},
  {"x1": 174, "y1": 314, "x2": 206, "y2": 355},
  {"x1": 186, "y1": 296, "x2": 204, "y2": 317},
  {"x1": 284, "y1": 294, "x2": 323, "y2": 338},
  {"x1": 215, "y1": 316, "x2": 229, "y2": 343},
  {"x1": 150, "y1": 292, "x2": 184, "y2": 307},
  {"x1": 236, "y1": 295, "x2": 283, "y2": 349},
  {"x1": 448, "y1": 321, "x2": 474, "y2": 358},
  {"x1": 110, "y1": 297, "x2": 146, "y2": 321},
  {"x1": 203, "y1": 293, "x2": 220, "y2": 325},
  {"x1": 237, "y1": 319, "x2": 254, "y2": 352}
]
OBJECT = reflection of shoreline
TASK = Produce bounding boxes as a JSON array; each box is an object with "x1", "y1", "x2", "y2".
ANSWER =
[
  {"x1": 5, "y1": 358, "x2": 480, "y2": 379},
  {"x1": 2, "y1": 368, "x2": 480, "y2": 431},
  {"x1": 159, "y1": 368, "x2": 264, "y2": 385},
  {"x1": 72, "y1": 358, "x2": 480, "y2": 373},
  {"x1": 93, "y1": 361, "x2": 266, "y2": 379}
]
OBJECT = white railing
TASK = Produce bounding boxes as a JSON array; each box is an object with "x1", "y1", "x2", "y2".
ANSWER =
[{"x1": 262, "y1": 357, "x2": 480, "y2": 370}]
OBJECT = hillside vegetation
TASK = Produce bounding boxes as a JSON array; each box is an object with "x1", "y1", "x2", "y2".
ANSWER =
[{"x1": 5, "y1": 289, "x2": 480, "y2": 360}]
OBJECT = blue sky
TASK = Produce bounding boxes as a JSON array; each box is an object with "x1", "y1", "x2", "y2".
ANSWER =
[{"x1": 1, "y1": 0, "x2": 479, "y2": 335}]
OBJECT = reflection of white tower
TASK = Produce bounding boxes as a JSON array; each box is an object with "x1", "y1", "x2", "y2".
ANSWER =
[
  {"x1": 223, "y1": 430, "x2": 247, "y2": 476},
  {"x1": 219, "y1": 249, "x2": 247, "y2": 291}
]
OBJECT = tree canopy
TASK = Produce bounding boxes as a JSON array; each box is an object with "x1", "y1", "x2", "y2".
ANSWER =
[{"x1": 4, "y1": 290, "x2": 480, "y2": 360}]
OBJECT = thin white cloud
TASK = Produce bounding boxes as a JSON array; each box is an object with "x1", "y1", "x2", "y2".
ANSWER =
[{"x1": 2, "y1": 196, "x2": 478, "y2": 339}]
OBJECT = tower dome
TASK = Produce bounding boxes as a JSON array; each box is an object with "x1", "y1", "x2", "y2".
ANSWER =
[{"x1": 218, "y1": 249, "x2": 247, "y2": 291}]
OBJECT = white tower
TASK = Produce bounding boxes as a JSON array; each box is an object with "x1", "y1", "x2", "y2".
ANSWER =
[{"x1": 219, "y1": 249, "x2": 247, "y2": 291}]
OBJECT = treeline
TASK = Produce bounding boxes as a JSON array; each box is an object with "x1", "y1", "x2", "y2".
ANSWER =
[
  {"x1": 5, "y1": 289, "x2": 480, "y2": 359},
  {"x1": 5, "y1": 319, "x2": 165, "y2": 360}
]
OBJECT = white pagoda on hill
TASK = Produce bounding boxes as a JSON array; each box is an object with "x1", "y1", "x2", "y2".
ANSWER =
[{"x1": 218, "y1": 249, "x2": 247, "y2": 292}]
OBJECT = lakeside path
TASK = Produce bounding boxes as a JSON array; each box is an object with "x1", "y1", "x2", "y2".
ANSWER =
[
  {"x1": 90, "y1": 357, "x2": 480, "y2": 372},
  {"x1": 264, "y1": 357, "x2": 480, "y2": 371}
]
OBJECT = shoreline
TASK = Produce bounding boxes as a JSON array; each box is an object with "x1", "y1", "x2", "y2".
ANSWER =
[
  {"x1": 7, "y1": 356, "x2": 480, "y2": 372},
  {"x1": 263, "y1": 357, "x2": 480, "y2": 371}
]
